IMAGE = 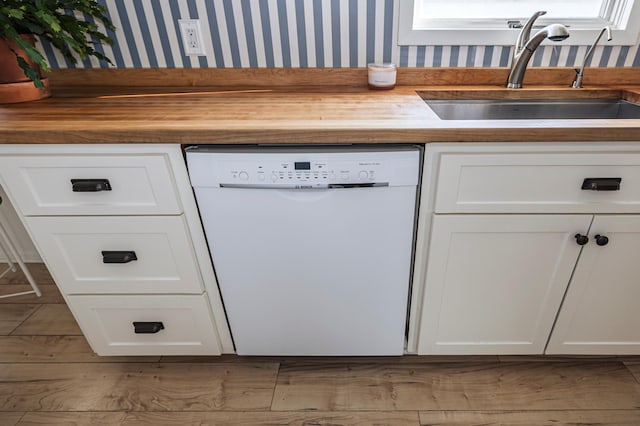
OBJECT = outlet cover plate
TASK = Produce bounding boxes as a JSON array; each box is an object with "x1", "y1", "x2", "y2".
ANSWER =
[{"x1": 178, "y1": 19, "x2": 206, "y2": 56}]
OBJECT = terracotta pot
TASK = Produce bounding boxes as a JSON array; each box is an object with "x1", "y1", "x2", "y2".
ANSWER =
[
  {"x1": 0, "y1": 34, "x2": 40, "y2": 83},
  {"x1": 0, "y1": 34, "x2": 51, "y2": 103}
]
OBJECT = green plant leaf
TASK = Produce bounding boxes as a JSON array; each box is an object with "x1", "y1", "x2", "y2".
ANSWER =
[
  {"x1": 1, "y1": 0, "x2": 115, "y2": 89},
  {"x1": 35, "y1": 10, "x2": 61, "y2": 32},
  {"x1": 16, "y1": 55, "x2": 45, "y2": 89},
  {"x1": 6, "y1": 9, "x2": 25, "y2": 20}
]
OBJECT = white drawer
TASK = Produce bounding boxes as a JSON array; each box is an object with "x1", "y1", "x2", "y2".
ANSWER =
[
  {"x1": 26, "y1": 215, "x2": 204, "y2": 294},
  {"x1": 0, "y1": 154, "x2": 181, "y2": 215},
  {"x1": 435, "y1": 152, "x2": 640, "y2": 213},
  {"x1": 67, "y1": 294, "x2": 220, "y2": 355}
]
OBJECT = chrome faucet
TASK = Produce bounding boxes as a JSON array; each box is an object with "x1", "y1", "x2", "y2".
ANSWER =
[
  {"x1": 507, "y1": 11, "x2": 570, "y2": 89},
  {"x1": 572, "y1": 26, "x2": 612, "y2": 88}
]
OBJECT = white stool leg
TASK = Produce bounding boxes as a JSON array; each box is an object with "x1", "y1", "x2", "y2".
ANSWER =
[
  {"x1": 0, "y1": 230, "x2": 17, "y2": 278},
  {"x1": 0, "y1": 220, "x2": 41, "y2": 298}
]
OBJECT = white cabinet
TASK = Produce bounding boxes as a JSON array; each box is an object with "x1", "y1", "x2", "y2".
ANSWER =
[
  {"x1": 411, "y1": 143, "x2": 640, "y2": 355},
  {"x1": 418, "y1": 214, "x2": 590, "y2": 355},
  {"x1": 0, "y1": 154, "x2": 182, "y2": 215},
  {"x1": 547, "y1": 215, "x2": 640, "y2": 354},
  {"x1": 25, "y1": 215, "x2": 204, "y2": 294},
  {"x1": 0, "y1": 144, "x2": 233, "y2": 356},
  {"x1": 435, "y1": 151, "x2": 640, "y2": 213},
  {"x1": 69, "y1": 294, "x2": 221, "y2": 356}
]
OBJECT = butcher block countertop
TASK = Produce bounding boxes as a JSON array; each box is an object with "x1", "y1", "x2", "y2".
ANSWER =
[{"x1": 2, "y1": 68, "x2": 640, "y2": 144}]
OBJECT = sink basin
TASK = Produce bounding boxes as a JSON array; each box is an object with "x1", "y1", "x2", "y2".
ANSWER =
[{"x1": 423, "y1": 98, "x2": 640, "y2": 120}]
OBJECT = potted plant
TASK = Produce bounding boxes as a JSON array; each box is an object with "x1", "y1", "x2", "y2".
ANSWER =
[{"x1": 0, "y1": 0, "x2": 114, "y2": 103}]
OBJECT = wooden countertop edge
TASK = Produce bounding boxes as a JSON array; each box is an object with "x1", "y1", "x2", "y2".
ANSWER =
[
  {"x1": 2, "y1": 82, "x2": 640, "y2": 144},
  {"x1": 5, "y1": 125, "x2": 640, "y2": 144}
]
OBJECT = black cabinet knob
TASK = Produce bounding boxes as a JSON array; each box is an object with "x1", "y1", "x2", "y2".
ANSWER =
[
  {"x1": 574, "y1": 234, "x2": 589, "y2": 246},
  {"x1": 594, "y1": 234, "x2": 609, "y2": 246}
]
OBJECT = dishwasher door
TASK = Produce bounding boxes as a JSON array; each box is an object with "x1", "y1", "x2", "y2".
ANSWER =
[{"x1": 188, "y1": 147, "x2": 420, "y2": 355}]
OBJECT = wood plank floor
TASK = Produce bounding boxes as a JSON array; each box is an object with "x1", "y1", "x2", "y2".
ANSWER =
[{"x1": 2, "y1": 264, "x2": 640, "y2": 425}]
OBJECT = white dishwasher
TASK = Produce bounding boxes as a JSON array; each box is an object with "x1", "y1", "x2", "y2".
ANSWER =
[{"x1": 187, "y1": 145, "x2": 421, "y2": 355}]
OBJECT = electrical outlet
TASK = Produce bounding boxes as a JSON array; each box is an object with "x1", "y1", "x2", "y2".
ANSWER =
[{"x1": 178, "y1": 19, "x2": 206, "y2": 56}]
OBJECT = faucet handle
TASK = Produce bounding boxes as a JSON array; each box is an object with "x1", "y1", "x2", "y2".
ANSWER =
[{"x1": 516, "y1": 11, "x2": 547, "y2": 53}]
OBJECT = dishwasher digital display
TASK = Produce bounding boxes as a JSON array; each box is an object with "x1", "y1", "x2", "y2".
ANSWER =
[{"x1": 295, "y1": 162, "x2": 311, "y2": 170}]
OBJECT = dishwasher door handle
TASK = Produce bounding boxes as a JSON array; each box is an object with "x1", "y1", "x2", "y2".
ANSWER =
[
  {"x1": 219, "y1": 182, "x2": 389, "y2": 190},
  {"x1": 328, "y1": 183, "x2": 389, "y2": 189}
]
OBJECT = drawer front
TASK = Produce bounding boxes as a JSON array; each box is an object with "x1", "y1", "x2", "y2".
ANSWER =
[
  {"x1": 435, "y1": 152, "x2": 640, "y2": 213},
  {"x1": 26, "y1": 216, "x2": 204, "y2": 294},
  {"x1": 67, "y1": 294, "x2": 220, "y2": 355},
  {"x1": 0, "y1": 154, "x2": 181, "y2": 215}
]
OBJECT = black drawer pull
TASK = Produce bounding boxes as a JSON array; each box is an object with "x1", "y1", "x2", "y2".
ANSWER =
[
  {"x1": 101, "y1": 251, "x2": 137, "y2": 264},
  {"x1": 71, "y1": 179, "x2": 112, "y2": 192},
  {"x1": 133, "y1": 321, "x2": 164, "y2": 334},
  {"x1": 581, "y1": 178, "x2": 621, "y2": 191}
]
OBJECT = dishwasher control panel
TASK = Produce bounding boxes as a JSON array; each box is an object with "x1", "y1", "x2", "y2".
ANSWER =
[
  {"x1": 186, "y1": 147, "x2": 421, "y2": 188},
  {"x1": 223, "y1": 158, "x2": 383, "y2": 184}
]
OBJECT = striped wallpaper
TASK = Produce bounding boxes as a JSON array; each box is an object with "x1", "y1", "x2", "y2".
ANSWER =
[{"x1": 37, "y1": 0, "x2": 640, "y2": 69}]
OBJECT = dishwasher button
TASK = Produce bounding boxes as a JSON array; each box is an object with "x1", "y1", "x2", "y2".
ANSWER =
[
  {"x1": 239, "y1": 171, "x2": 249, "y2": 181},
  {"x1": 359, "y1": 171, "x2": 369, "y2": 180}
]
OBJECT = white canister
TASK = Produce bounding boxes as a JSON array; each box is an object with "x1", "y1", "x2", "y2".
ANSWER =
[{"x1": 368, "y1": 63, "x2": 397, "y2": 90}]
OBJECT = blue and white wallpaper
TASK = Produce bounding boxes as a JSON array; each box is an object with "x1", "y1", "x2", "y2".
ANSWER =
[{"x1": 38, "y1": 0, "x2": 640, "y2": 69}]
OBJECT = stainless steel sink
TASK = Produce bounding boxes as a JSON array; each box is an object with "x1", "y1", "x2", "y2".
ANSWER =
[{"x1": 423, "y1": 98, "x2": 640, "y2": 120}]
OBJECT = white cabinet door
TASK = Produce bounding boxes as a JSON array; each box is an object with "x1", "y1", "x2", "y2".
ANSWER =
[
  {"x1": 417, "y1": 214, "x2": 592, "y2": 355},
  {"x1": 547, "y1": 215, "x2": 640, "y2": 354},
  {"x1": 0, "y1": 154, "x2": 182, "y2": 216},
  {"x1": 25, "y1": 215, "x2": 204, "y2": 294},
  {"x1": 435, "y1": 152, "x2": 640, "y2": 214},
  {"x1": 68, "y1": 294, "x2": 221, "y2": 356}
]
